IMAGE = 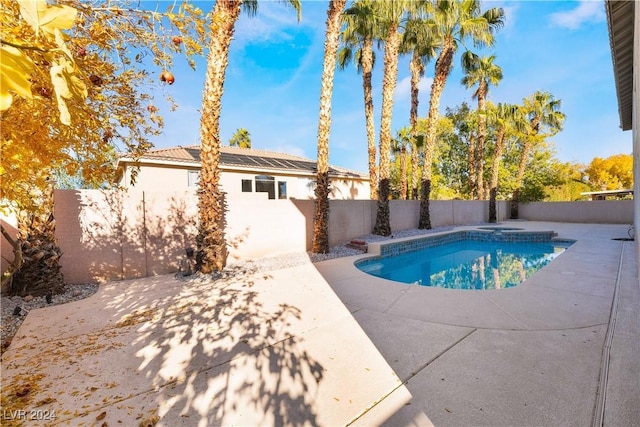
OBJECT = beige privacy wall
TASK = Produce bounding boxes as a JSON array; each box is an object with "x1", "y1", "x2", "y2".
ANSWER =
[
  {"x1": 1, "y1": 189, "x2": 633, "y2": 286},
  {"x1": 54, "y1": 189, "x2": 199, "y2": 284}
]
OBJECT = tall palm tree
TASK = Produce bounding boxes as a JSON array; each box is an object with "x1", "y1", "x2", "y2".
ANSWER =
[
  {"x1": 311, "y1": 0, "x2": 348, "y2": 254},
  {"x1": 373, "y1": 0, "x2": 414, "y2": 236},
  {"x1": 339, "y1": 0, "x2": 381, "y2": 200},
  {"x1": 418, "y1": 0, "x2": 504, "y2": 229},
  {"x1": 486, "y1": 102, "x2": 524, "y2": 222},
  {"x1": 461, "y1": 52, "x2": 502, "y2": 199},
  {"x1": 197, "y1": 0, "x2": 301, "y2": 273},
  {"x1": 510, "y1": 90, "x2": 565, "y2": 218},
  {"x1": 401, "y1": 12, "x2": 436, "y2": 200}
]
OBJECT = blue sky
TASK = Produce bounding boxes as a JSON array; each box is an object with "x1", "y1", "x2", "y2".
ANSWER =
[{"x1": 152, "y1": 0, "x2": 631, "y2": 174}]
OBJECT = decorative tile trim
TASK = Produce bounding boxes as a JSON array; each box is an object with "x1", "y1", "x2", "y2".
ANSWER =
[{"x1": 358, "y1": 230, "x2": 575, "y2": 266}]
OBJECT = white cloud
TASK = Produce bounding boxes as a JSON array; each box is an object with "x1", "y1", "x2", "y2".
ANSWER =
[
  {"x1": 549, "y1": 0, "x2": 605, "y2": 30},
  {"x1": 233, "y1": 1, "x2": 320, "y2": 47},
  {"x1": 394, "y1": 75, "x2": 433, "y2": 101}
]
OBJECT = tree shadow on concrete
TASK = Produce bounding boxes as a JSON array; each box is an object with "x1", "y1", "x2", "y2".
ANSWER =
[{"x1": 1, "y1": 265, "x2": 324, "y2": 426}]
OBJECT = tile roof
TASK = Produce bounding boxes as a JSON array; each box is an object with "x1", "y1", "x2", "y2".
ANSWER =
[{"x1": 129, "y1": 145, "x2": 368, "y2": 178}]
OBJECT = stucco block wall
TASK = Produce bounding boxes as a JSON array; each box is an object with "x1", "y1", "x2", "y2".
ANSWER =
[
  {"x1": 519, "y1": 201, "x2": 633, "y2": 223},
  {"x1": 225, "y1": 197, "x2": 309, "y2": 261},
  {"x1": 54, "y1": 189, "x2": 198, "y2": 284},
  {"x1": 328, "y1": 200, "x2": 375, "y2": 246}
]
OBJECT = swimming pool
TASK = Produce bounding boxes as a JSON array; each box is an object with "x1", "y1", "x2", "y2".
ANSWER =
[{"x1": 356, "y1": 230, "x2": 574, "y2": 290}]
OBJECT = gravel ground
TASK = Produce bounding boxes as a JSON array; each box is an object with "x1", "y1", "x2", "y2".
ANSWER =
[{"x1": 0, "y1": 224, "x2": 467, "y2": 353}]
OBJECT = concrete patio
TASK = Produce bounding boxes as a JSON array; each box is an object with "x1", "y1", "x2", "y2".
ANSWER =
[{"x1": 1, "y1": 221, "x2": 638, "y2": 426}]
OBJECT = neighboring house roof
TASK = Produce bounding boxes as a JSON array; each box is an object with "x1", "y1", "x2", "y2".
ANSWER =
[
  {"x1": 581, "y1": 189, "x2": 634, "y2": 200},
  {"x1": 119, "y1": 145, "x2": 368, "y2": 179},
  {"x1": 605, "y1": 0, "x2": 634, "y2": 131}
]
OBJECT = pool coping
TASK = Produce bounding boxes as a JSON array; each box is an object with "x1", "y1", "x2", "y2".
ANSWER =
[
  {"x1": 314, "y1": 221, "x2": 639, "y2": 425},
  {"x1": 314, "y1": 222, "x2": 620, "y2": 331}
]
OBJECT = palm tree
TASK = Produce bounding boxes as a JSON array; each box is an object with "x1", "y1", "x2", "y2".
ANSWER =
[
  {"x1": 418, "y1": 0, "x2": 504, "y2": 229},
  {"x1": 372, "y1": 0, "x2": 414, "y2": 236},
  {"x1": 486, "y1": 102, "x2": 524, "y2": 222},
  {"x1": 229, "y1": 127, "x2": 252, "y2": 148},
  {"x1": 197, "y1": 0, "x2": 301, "y2": 273},
  {"x1": 339, "y1": 0, "x2": 381, "y2": 200},
  {"x1": 401, "y1": 12, "x2": 436, "y2": 200},
  {"x1": 510, "y1": 90, "x2": 565, "y2": 218},
  {"x1": 311, "y1": 0, "x2": 348, "y2": 254},
  {"x1": 392, "y1": 128, "x2": 411, "y2": 199},
  {"x1": 461, "y1": 52, "x2": 502, "y2": 199}
]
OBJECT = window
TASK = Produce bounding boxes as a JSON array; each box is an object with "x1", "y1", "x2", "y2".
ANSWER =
[
  {"x1": 242, "y1": 179, "x2": 252, "y2": 192},
  {"x1": 255, "y1": 175, "x2": 275, "y2": 199},
  {"x1": 188, "y1": 170, "x2": 200, "y2": 187},
  {"x1": 278, "y1": 181, "x2": 287, "y2": 199}
]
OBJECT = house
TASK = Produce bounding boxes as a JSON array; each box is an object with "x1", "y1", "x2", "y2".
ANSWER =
[
  {"x1": 605, "y1": 0, "x2": 638, "y2": 250},
  {"x1": 581, "y1": 189, "x2": 634, "y2": 200},
  {"x1": 115, "y1": 145, "x2": 370, "y2": 200}
]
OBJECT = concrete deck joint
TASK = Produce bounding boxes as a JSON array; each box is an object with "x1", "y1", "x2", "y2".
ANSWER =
[
  {"x1": 347, "y1": 328, "x2": 478, "y2": 426},
  {"x1": 591, "y1": 241, "x2": 625, "y2": 427}
]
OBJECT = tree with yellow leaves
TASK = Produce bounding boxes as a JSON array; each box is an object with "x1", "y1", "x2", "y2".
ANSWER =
[
  {"x1": 1, "y1": 0, "x2": 205, "y2": 296},
  {"x1": 584, "y1": 154, "x2": 633, "y2": 191}
]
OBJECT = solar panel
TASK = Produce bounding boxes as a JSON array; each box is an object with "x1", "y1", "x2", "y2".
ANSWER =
[
  {"x1": 198, "y1": 148, "x2": 361, "y2": 177},
  {"x1": 185, "y1": 147, "x2": 201, "y2": 161}
]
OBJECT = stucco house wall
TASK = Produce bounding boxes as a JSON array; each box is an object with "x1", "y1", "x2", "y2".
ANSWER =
[{"x1": 116, "y1": 146, "x2": 370, "y2": 200}]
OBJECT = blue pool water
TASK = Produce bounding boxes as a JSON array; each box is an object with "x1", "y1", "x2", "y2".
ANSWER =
[{"x1": 356, "y1": 237, "x2": 573, "y2": 290}]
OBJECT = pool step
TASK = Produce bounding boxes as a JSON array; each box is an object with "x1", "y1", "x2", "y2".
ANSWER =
[{"x1": 346, "y1": 239, "x2": 368, "y2": 252}]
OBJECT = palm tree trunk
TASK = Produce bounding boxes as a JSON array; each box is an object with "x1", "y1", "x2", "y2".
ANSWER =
[
  {"x1": 312, "y1": 0, "x2": 347, "y2": 253},
  {"x1": 10, "y1": 180, "x2": 64, "y2": 297},
  {"x1": 419, "y1": 39, "x2": 454, "y2": 229},
  {"x1": 475, "y1": 82, "x2": 487, "y2": 199},
  {"x1": 373, "y1": 24, "x2": 401, "y2": 236},
  {"x1": 510, "y1": 138, "x2": 531, "y2": 219},
  {"x1": 468, "y1": 132, "x2": 476, "y2": 199},
  {"x1": 489, "y1": 127, "x2": 505, "y2": 223},
  {"x1": 197, "y1": 0, "x2": 242, "y2": 273},
  {"x1": 361, "y1": 37, "x2": 378, "y2": 200},
  {"x1": 409, "y1": 49, "x2": 422, "y2": 200},
  {"x1": 400, "y1": 145, "x2": 408, "y2": 199},
  {"x1": 410, "y1": 143, "x2": 419, "y2": 200}
]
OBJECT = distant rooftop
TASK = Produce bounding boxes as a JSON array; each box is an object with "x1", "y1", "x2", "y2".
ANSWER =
[
  {"x1": 581, "y1": 189, "x2": 634, "y2": 200},
  {"x1": 120, "y1": 145, "x2": 368, "y2": 178}
]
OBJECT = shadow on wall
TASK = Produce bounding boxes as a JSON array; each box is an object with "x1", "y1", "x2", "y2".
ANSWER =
[
  {"x1": 55, "y1": 189, "x2": 199, "y2": 284},
  {"x1": 330, "y1": 179, "x2": 361, "y2": 200}
]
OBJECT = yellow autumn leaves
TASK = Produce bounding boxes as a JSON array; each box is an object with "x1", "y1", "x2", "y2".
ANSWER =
[{"x1": 1, "y1": 0, "x2": 87, "y2": 125}]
